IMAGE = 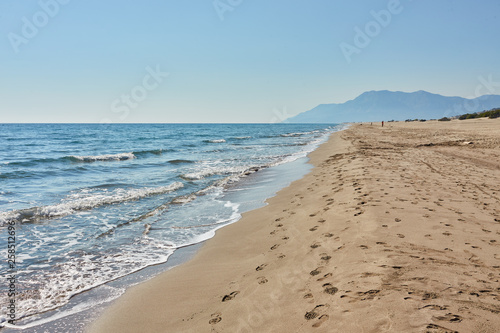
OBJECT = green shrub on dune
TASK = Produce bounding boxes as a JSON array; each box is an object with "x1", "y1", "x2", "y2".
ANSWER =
[{"x1": 458, "y1": 108, "x2": 500, "y2": 120}]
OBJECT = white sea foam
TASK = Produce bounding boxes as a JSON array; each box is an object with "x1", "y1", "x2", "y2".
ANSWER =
[
  {"x1": 2, "y1": 198, "x2": 240, "y2": 324},
  {"x1": 171, "y1": 194, "x2": 197, "y2": 204},
  {"x1": 0, "y1": 211, "x2": 20, "y2": 226},
  {"x1": 0, "y1": 182, "x2": 184, "y2": 225},
  {"x1": 180, "y1": 165, "x2": 248, "y2": 181},
  {"x1": 5, "y1": 239, "x2": 176, "y2": 323},
  {"x1": 43, "y1": 182, "x2": 184, "y2": 216},
  {"x1": 280, "y1": 132, "x2": 307, "y2": 137},
  {"x1": 203, "y1": 139, "x2": 226, "y2": 143},
  {"x1": 69, "y1": 152, "x2": 136, "y2": 162},
  {"x1": 176, "y1": 201, "x2": 241, "y2": 246},
  {"x1": 0, "y1": 285, "x2": 125, "y2": 330}
]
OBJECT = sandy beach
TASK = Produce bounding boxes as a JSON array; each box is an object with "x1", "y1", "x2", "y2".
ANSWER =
[{"x1": 89, "y1": 119, "x2": 500, "y2": 333}]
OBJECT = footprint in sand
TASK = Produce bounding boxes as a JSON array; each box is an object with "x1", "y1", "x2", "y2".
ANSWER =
[
  {"x1": 312, "y1": 314, "x2": 329, "y2": 328},
  {"x1": 323, "y1": 233, "x2": 334, "y2": 238},
  {"x1": 357, "y1": 289, "x2": 380, "y2": 300},
  {"x1": 310, "y1": 267, "x2": 323, "y2": 276},
  {"x1": 323, "y1": 283, "x2": 338, "y2": 295},
  {"x1": 421, "y1": 304, "x2": 448, "y2": 311},
  {"x1": 309, "y1": 226, "x2": 318, "y2": 231},
  {"x1": 320, "y1": 254, "x2": 331, "y2": 261},
  {"x1": 425, "y1": 323, "x2": 458, "y2": 333},
  {"x1": 257, "y1": 276, "x2": 268, "y2": 284},
  {"x1": 317, "y1": 273, "x2": 332, "y2": 281},
  {"x1": 310, "y1": 243, "x2": 321, "y2": 249},
  {"x1": 270, "y1": 244, "x2": 280, "y2": 250},
  {"x1": 256, "y1": 264, "x2": 267, "y2": 271},
  {"x1": 209, "y1": 312, "x2": 222, "y2": 325},
  {"x1": 318, "y1": 219, "x2": 326, "y2": 223},
  {"x1": 422, "y1": 292, "x2": 438, "y2": 300},
  {"x1": 305, "y1": 304, "x2": 329, "y2": 322},
  {"x1": 221, "y1": 291, "x2": 239, "y2": 302}
]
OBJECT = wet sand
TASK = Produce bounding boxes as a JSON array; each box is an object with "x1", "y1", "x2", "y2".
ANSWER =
[{"x1": 89, "y1": 118, "x2": 500, "y2": 333}]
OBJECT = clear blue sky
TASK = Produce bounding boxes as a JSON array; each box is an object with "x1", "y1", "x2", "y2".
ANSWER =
[{"x1": 1, "y1": 0, "x2": 499, "y2": 123}]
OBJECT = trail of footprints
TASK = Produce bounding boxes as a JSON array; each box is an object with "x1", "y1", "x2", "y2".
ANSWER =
[{"x1": 210, "y1": 127, "x2": 500, "y2": 330}]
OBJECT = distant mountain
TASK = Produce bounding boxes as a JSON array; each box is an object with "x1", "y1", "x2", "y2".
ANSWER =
[{"x1": 285, "y1": 90, "x2": 500, "y2": 123}]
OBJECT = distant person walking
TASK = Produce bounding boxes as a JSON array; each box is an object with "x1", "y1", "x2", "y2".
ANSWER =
[{"x1": 382, "y1": 121, "x2": 384, "y2": 127}]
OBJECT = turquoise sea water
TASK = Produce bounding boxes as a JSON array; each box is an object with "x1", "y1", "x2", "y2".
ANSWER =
[{"x1": 0, "y1": 123, "x2": 342, "y2": 329}]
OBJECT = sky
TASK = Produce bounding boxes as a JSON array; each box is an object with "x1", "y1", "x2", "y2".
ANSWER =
[{"x1": 1, "y1": 0, "x2": 499, "y2": 123}]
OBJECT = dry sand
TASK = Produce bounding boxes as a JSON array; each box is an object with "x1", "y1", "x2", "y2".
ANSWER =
[{"x1": 89, "y1": 118, "x2": 500, "y2": 333}]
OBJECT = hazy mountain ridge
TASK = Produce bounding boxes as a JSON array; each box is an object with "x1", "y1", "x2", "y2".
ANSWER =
[{"x1": 285, "y1": 90, "x2": 500, "y2": 123}]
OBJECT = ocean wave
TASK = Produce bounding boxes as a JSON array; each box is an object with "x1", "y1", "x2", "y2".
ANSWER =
[
  {"x1": 230, "y1": 136, "x2": 252, "y2": 140},
  {"x1": 4, "y1": 157, "x2": 64, "y2": 168},
  {"x1": 133, "y1": 149, "x2": 165, "y2": 157},
  {"x1": 180, "y1": 170, "x2": 216, "y2": 181},
  {"x1": 67, "y1": 152, "x2": 136, "y2": 162},
  {"x1": 168, "y1": 159, "x2": 195, "y2": 165},
  {"x1": 286, "y1": 142, "x2": 308, "y2": 146},
  {"x1": 7, "y1": 150, "x2": 163, "y2": 168},
  {"x1": 258, "y1": 131, "x2": 310, "y2": 139},
  {"x1": 171, "y1": 194, "x2": 197, "y2": 204},
  {"x1": 0, "y1": 182, "x2": 184, "y2": 226},
  {"x1": 280, "y1": 132, "x2": 308, "y2": 137},
  {"x1": 203, "y1": 139, "x2": 226, "y2": 143},
  {"x1": 179, "y1": 165, "x2": 252, "y2": 181},
  {"x1": 0, "y1": 170, "x2": 32, "y2": 179},
  {"x1": 189, "y1": 166, "x2": 266, "y2": 196},
  {"x1": 6, "y1": 239, "x2": 176, "y2": 323}
]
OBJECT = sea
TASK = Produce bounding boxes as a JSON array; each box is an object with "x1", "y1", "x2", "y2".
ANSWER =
[{"x1": 0, "y1": 123, "x2": 343, "y2": 332}]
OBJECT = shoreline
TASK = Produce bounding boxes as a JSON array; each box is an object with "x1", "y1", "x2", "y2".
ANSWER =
[
  {"x1": 89, "y1": 119, "x2": 500, "y2": 332},
  {"x1": 2, "y1": 128, "x2": 330, "y2": 333},
  {"x1": 1, "y1": 124, "x2": 336, "y2": 332}
]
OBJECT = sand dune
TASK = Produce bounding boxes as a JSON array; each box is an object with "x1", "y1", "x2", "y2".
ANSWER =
[{"x1": 89, "y1": 118, "x2": 500, "y2": 333}]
